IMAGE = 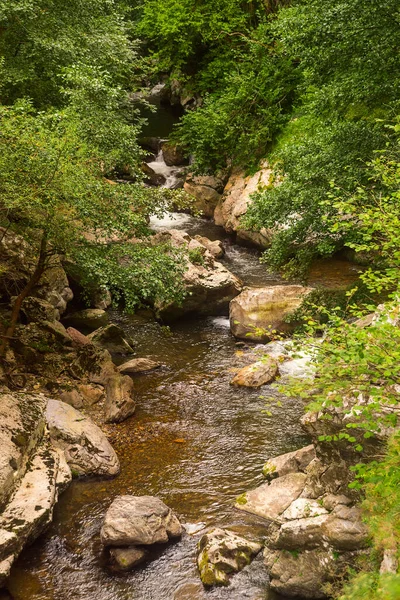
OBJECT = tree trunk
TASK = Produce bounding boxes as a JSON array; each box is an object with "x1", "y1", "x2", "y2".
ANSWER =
[{"x1": 0, "y1": 233, "x2": 48, "y2": 357}]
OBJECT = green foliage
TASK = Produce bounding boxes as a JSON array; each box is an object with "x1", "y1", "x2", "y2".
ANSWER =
[
  {"x1": 0, "y1": 0, "x2": 139, "y2": 108},
  {"x1": 173, "y1": 23, "x2": 297, "y2": 172},
  {"x1": 136, "y1": 0, "x2": 267, "y2": 73},
  {"x1": 327, "y1": 123, "x2": 400, "y2": 294},
  {"x1": 188, "y1": 247, "x2": 205, "y2": 266},
  {"x1": 0, "y1": 101, "x2": 186, "y2": 310},
  {"x1": 337, "y1": 434, "x2": 400, "y2": 599},
  {"x1": 243, "y1": 0, "x2": 400, "y2": 275}
]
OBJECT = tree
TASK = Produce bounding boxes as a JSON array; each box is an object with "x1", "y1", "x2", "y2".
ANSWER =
[{"x1": 0, "y1": 101, "x2": 186, "y2": 355}]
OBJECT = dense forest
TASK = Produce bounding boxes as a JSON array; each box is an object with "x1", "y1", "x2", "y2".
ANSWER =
[{"x1": 0, "y1": 0, "x2": 399, "y2": 598}]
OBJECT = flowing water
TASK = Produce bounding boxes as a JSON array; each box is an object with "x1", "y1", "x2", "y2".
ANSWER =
[{"x1": 7, "y1": 136, "x2": 363, "y2": 600}]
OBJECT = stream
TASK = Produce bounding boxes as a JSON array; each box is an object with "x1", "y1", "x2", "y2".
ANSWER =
[{"x1": 7, "y1": 123, "x2": 363, "y2": 600}]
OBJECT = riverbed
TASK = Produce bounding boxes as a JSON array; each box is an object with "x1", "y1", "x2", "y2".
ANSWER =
[{"x1": 7, "y1": 208, "x2": 362, "y2": 600}]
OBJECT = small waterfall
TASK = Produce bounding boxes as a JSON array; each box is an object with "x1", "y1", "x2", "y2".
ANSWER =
[{"x1": 147, "y1": 148, "x2": 184, "y2": 189}]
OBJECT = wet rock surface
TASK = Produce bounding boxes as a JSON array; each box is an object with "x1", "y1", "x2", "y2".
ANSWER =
[{"x1": 230, "y1": 357, "x2": 278, "y2": 388}]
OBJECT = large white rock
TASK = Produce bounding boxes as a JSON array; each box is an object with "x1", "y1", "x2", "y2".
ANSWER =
[
  {"x1": 0, "y1": 439, "x2": 60, "y2": 586},
  {"x1": 46, "y1": 399, "x2": 120, "y2": 476},
  {"x1": 214, "y1": 162, "x2": 273, "y2": 248},
  {"x1": 230, "y1": 285, "x2": 312, "y2": 342},
  {"x1": 100, "y1": 495, "x2": 182, "y2": 547},
  {"x1": 235, "y1": 473, "x2": 307, "y2": 522},
  {"x1": 0, "y1": 393, "x2": 46, "y2": 509}
]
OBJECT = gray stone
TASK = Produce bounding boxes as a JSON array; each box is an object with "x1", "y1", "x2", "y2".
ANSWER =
[
  {"x1": 275, "y1": 515, "x2": 329, "y2": 550},
  {"x1": 100, "y1": 495, "x2": 182, "y2": 547},
  {"x1": 263, "y1": 445, "x2": 316, "y2": 480},
  {"x1": 235, "y1": 473, "x2": 307, "y2": 522},
  {"x1": 282, "y1": 499, "x2": 328, "y2": 521},
  {"x1": 117, "y1": 358, "x2": 162, "y2": 375},
  {"x1": 230, "y1": 286, "x2": 312, "y2": 342},
  {"x1": 322, "y1": 494, "x2": 352, "y2": 512},
  {"x1": 88, "y1": 324, "x2": 134, "y2": 355},
  {"x1": 104, "y1": 374, "x2": 136, "y2": 424},
  {"x1": 63, "y1": 308, "x2": 109, "y2": 331},
  {"x1": 264, "y1": 548, "x2": 334, "y2": 599},
  {"x1": 322, "y1": 507, "x2": 369, "y2": 550},
  {"x1": 109, "y1": 546, "x2": 148, "y2": 571},
  {"x1": 46, "y1": 399, "x2": 120, "y2": 477},
  {"x1": 194, "y1": 236, "x2": 225, "y2": 259},
  {"x1": 230, "y1": 357, "x2": 278, "y2": 388},
  {"x1": 197, "y1": 528, "x2": 262, "y2": 587}
]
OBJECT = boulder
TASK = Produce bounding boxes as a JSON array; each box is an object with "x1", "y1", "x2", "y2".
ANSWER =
[
  {"x1": 46, "y1": 399, "x2": 120, "y2": 477},
  {"x1": 0, "y1": 393, "x2": 47, "y2": 510},
  {"x1": 153, "y1": 229, "x2": 242, "y2": 320},
  {"x1": 69, "y1": 345, "x2": 116, "y2": 385},
  {"x1": 104, "y1": 374, "x2": 136, "y2": 423},
  {"x1": 0, "y1": 439, "x2": 61, "y2": 587},
  {"x1": 322, "y1": 506, "x2": 369, "y2": 550},
  {"x1": 194, "y1": 236, "x2": 225, "y2": 259},
  {"x1": 66, "y1": 326, "x2": 91, "y2": 347},
  {"x1": 161, "y1": 142, "x2": 188, "y2": 167},
  {"x1": 88, "y1": 324, "x2": 135, "y2": 355},
  {"x1": 264, "y1": 548, "x2": 335, "y2": 599},
  {"x1": 235, "y1": 473, "x2": 307, "y2": 522},
  {"x1": 214, "y1": 162, "x2": 273, "y2": 248},
  {"x1": 20, "y1": 297, "x2": 59, "y2": 323},
  {"x1": 184, "y1": 175, "x2": 222, "y2": 218},
  {"x1": 275, "y1": 515, "x2": 329, "y2": 550},
  {"x1": 40, "y1": 320, "x2": 73, "y2": 345},
  {"x1": 197, "y1": 528, "x2": 262, "y2": 587},
  {"x1": 262, "y1": 445, "x2": 316, "y2": 480},
  {"x1": 230, "y1": 357, "x2": 278, "y2": 388},
  {"x1": 59, "y1": 388, "x2": 84, "y2": 409},
  {"x1": 63, "y1": 309, "x2": 109, "y2": 332},
  {"x1": 100, "y1": 495, "x2": 182, "y2": 546},
  {"x1": 77, "y1": 383, "x2": 105, "y2": 405},
  {"x1": 230, "y1": 286, "x2": 312, "y2": 342},
  {"x1": 141, "y1": 162, "x2": 166, "y2": 187},
  {"x1": 117, "y1": 358, "x2": 162, "y2": 374},
  {"x1": 108, "y1": 546, "x2": 148, "y2": 572}
]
